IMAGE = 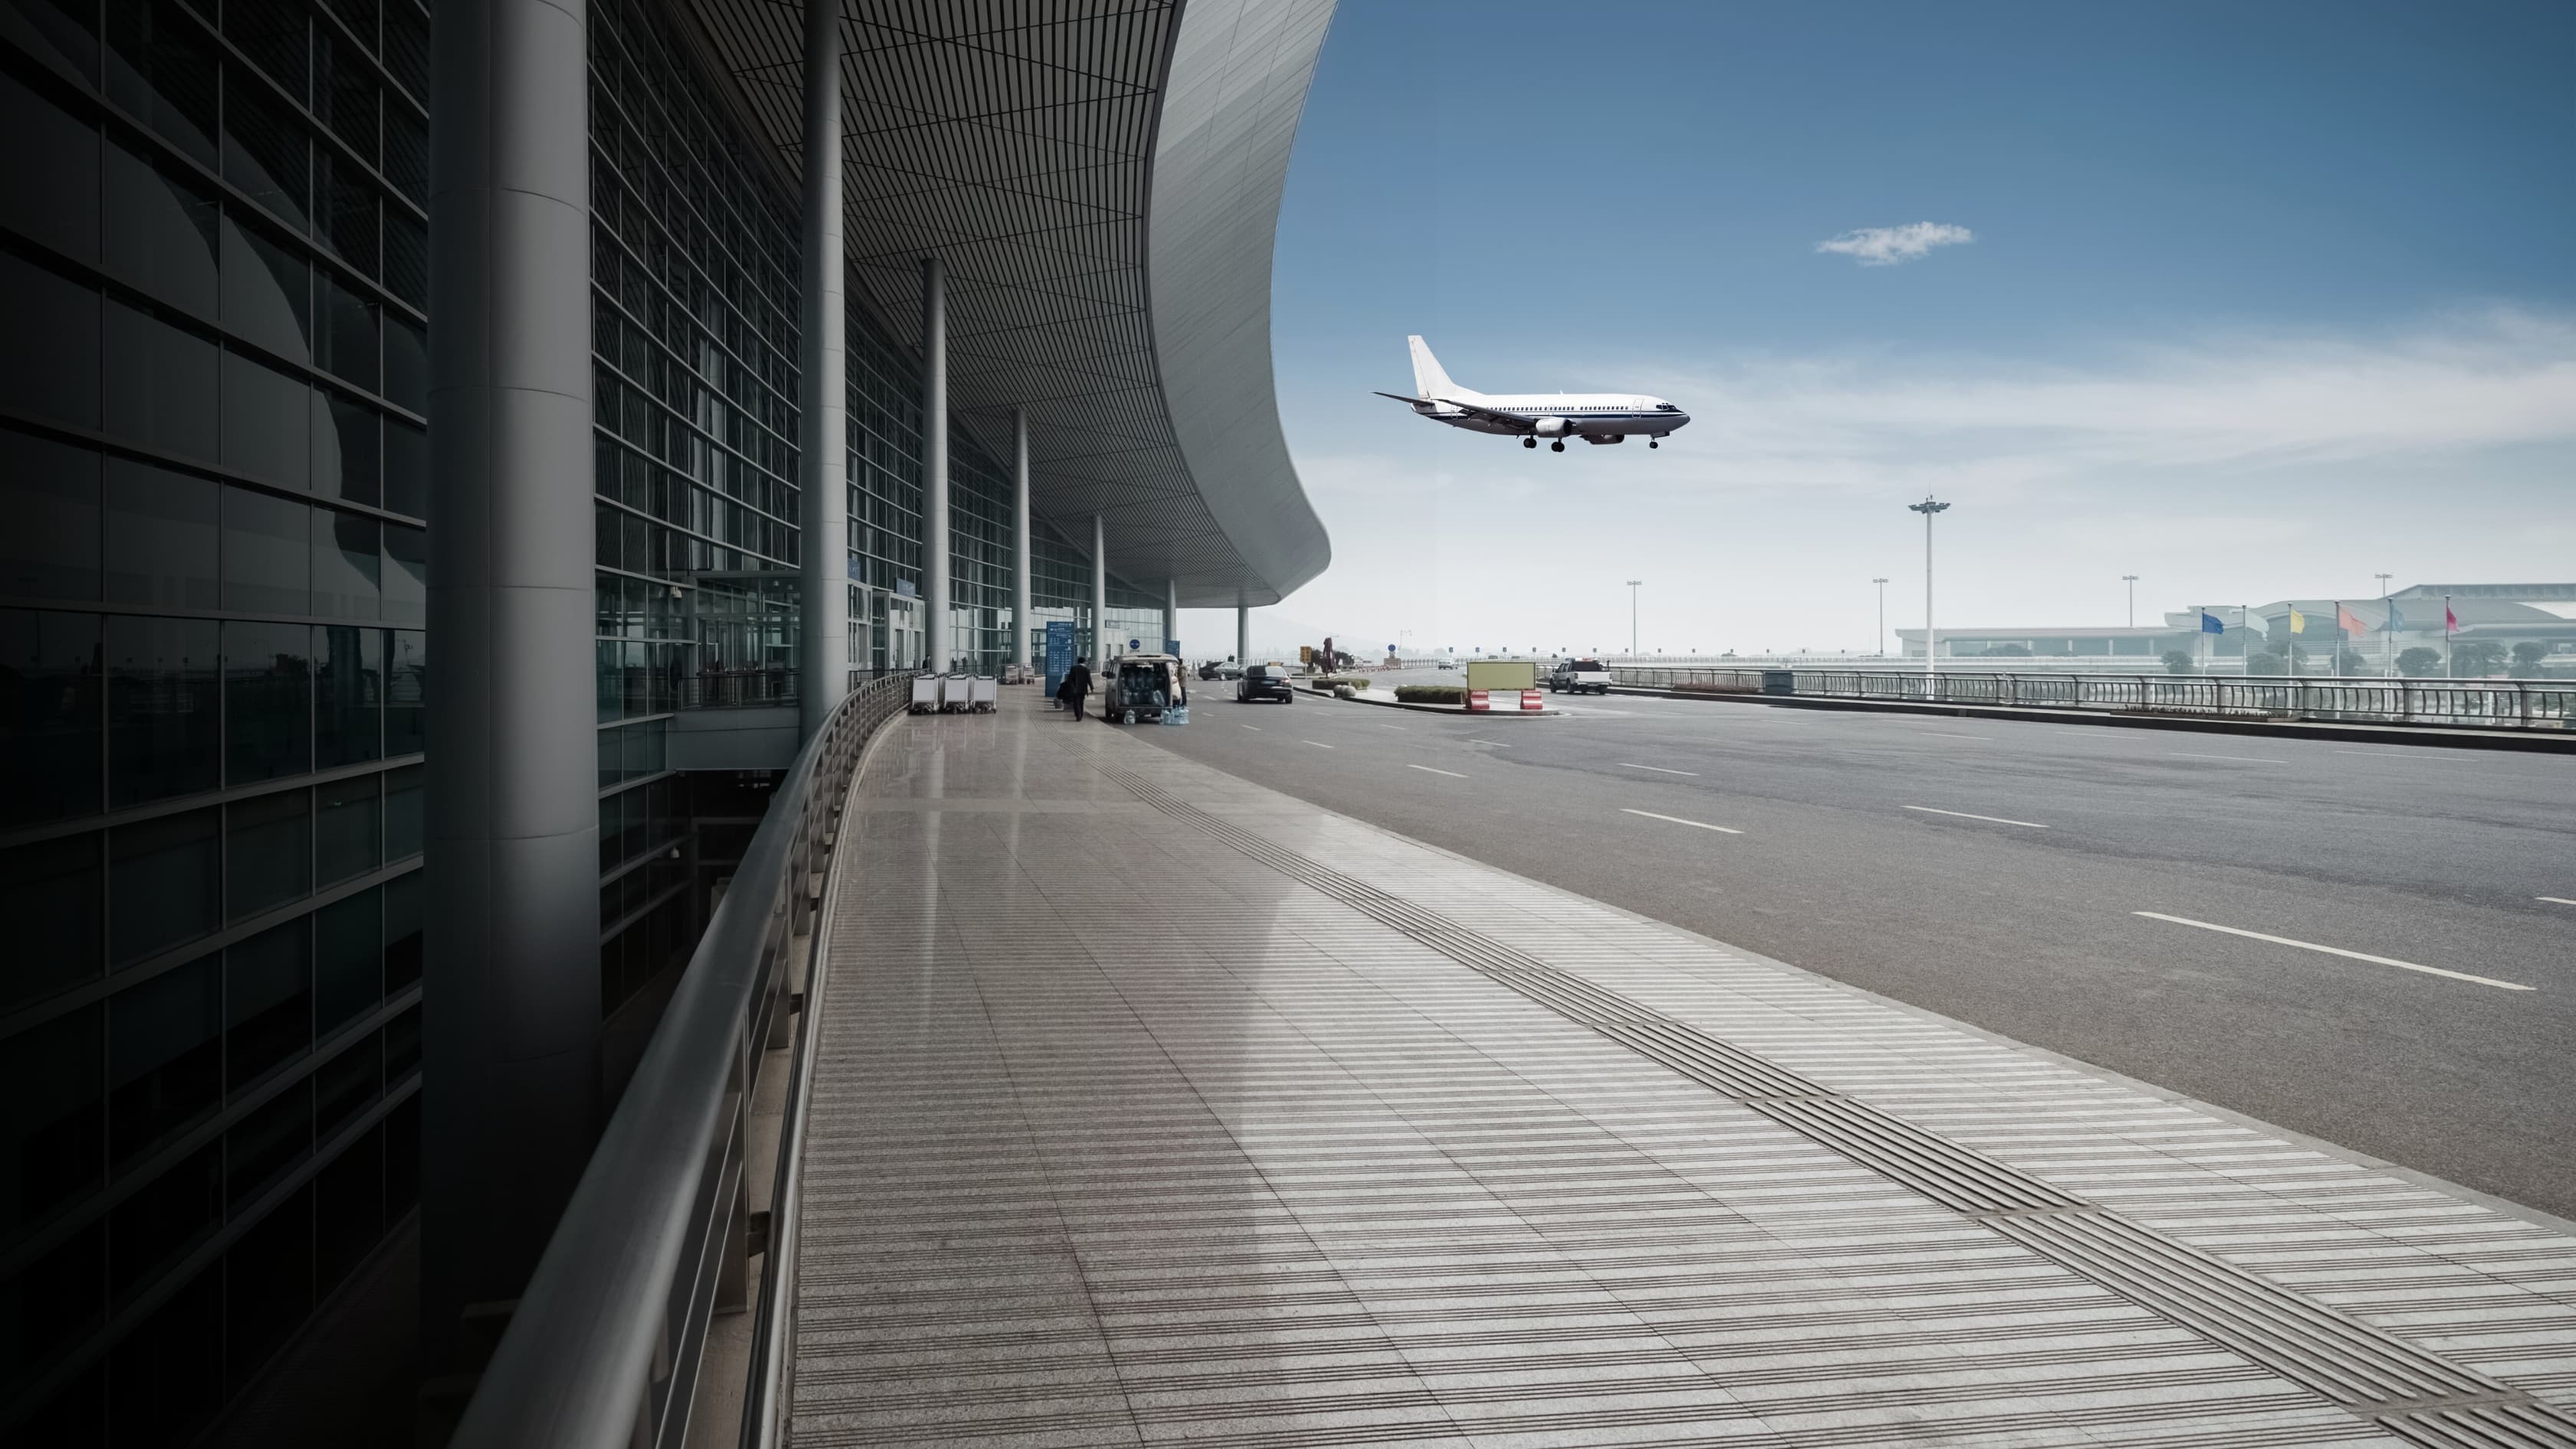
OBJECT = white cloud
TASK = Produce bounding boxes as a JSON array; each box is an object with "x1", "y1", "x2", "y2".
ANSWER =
[{"x1": 1815, "y1": 222, "x2": 1976, "y2": 266}]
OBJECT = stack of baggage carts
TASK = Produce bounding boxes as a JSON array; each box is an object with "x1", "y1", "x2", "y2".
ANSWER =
[{"x1": 907, "y1": 672, "x2": 998, "y2": 715}]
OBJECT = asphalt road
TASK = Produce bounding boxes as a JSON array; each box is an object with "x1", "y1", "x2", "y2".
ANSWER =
[{"x1": 1120, "y1": 672, "x2": 2576, "y2": 1219}]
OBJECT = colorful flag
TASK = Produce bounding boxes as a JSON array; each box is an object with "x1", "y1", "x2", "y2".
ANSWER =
[
  {"x1": 2338, "y1": 604, "x2": 2370, "y2": 636},
  {"x1": 2385, "y1": 601, "x2": 2404, "y2": 632},
  {"x1": 2200, "y1": 611, "x2": 2224, "y2": 634},
  {"x1": 2288, "y1": 607, "x2": 2307, "y2": 634},
  {"x1": 2446, "y1": 603, "x2": 2459, "y2": 631}
]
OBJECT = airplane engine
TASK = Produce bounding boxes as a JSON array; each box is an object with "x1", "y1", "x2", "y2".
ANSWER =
[
  {"x1": 1533, "y1": 416, "x2": 1572, "y2": 437},
  {"x1": 1582, "y1": 433, "x2": 1626, "y2": 445}
]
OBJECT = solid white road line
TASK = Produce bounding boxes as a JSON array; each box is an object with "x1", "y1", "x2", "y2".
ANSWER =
[
  {"x1": 1239, "y1": 724, "x2": 1261, "y2": 731},
  {"x1": 1406, "y1": 764, "x2": 1467, "y2": 778},
  {"x1": 2539, "y1": 896, "x2": 2576, "y2": 907},
  {"x1": 1300, "y1": 740, "x2": 1334, "y2": 749},
  {"x1": 2132, "y1": 912, "x2": 2533, "y2": 991},
  {"x1": 1927, "y1": 732, "x2": 1995, "y2": 741},
  {"x1": 1622, "y1": 808, "x2": 1742, "y2": 835},
  {"x1": 2168, "y1": 751, "x2": 2285, "y2": 764},
  {"x1": 1616, "y1": 762, "x2": 1699, "y2": 776},
  {"x1": 2335, "y1": 750, "x2": 2466, "y2": 762},
  {"x1": 1467, "y1": 739, "x2": 1511, "y2": 748},
  {"x1": 1378, "y1": 724, "x2": 1408, "y2": 731},
  {"x1": 1903, "y1": 805, "x2": 2049, "y2": 829}
]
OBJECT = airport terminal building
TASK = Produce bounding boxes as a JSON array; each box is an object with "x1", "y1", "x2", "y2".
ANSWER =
[{"x1": 0, "y1": 0, "x2": 1334, "y2": 1438}]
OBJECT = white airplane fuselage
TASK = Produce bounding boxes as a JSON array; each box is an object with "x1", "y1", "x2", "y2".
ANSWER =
[{"x1": 1378, "y1": 336, "x2": 1691, "y2": 450}]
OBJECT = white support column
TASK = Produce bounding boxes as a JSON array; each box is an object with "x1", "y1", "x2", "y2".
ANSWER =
[
  {"x1": 421, "y1": 0, "x2": 599, "y2": 1374},
  {"x1": 796, "y1": 0, "x2": 846, "y2": 736},
  {"x1": 1164, "y1": 578, "x2": 1178, "y2": 655},
  {"x1": 922, "y1": 256, "x2": 951, "y2": 669},
  {"x1": 1237, "y1": 605, "x2": 1249, "y2": 665},
  {"x1": 1090, "y1": 514, "x2": 1108, "y2": 663},
  {"x1": 1010, "y1": 408, "x2": 1031, "y2": 669}
]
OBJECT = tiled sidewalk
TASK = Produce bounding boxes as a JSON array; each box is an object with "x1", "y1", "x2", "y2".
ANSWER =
[{"x1": 787, "y1": 692, "x2": 2576, "y2": 1449}]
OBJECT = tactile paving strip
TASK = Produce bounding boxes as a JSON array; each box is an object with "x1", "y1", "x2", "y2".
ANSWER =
[{"x1": 1095, "y1": 761, "x2": 2576, "y2": 1447}]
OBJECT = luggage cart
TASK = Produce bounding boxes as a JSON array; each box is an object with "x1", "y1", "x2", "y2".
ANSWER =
[
  {"x1": 969, "y1": 675, "x2": 998, "y2": 713},
  {"x1": 909, "y1": 674, "x2": 941, "y2": 714},
  {"x1": 938, "y1": 673, "x2": 968, "y2": 712}
]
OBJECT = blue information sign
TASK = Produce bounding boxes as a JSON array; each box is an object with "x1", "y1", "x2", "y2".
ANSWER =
[{"x1": 1043, "y1": 619, "x2": 1075, "y2": 698}]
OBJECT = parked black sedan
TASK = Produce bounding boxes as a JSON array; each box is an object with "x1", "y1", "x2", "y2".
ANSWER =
[{"x1": 1235, "y1": 663, "x2": 1295, "y2": 703}]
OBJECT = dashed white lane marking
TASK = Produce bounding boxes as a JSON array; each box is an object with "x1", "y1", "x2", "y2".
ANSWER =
[
  {"x1": 1467, "y1": 739, "x2": 1511, "y2": 748},
  {"x1": 1616, "y1": 762, "x2": 1699, "y2": 776},
  {"x1": 1405, "y1": 764, "x2": 1467, "y2": 778},
  {"x1": 1903, "y1": 805, "x2": 2049, "y2": 829},
  {"x1": 2168, "y1": 751, "x2": 2285, "y2": 764},
  {"x1": 1239, "y1": 724, "x2": 1261, "y2": 731},
  {"x1": 1378, "y1": 724, "x2": 1408, "y2": 731},
  {"x1": 2539, "y1": 896, "x2": 2576, "y2": 907},
  {"x1": 1927, "y1": 732, "x2": 1995, "y2": 741},
  {"x1": 1621, "y1": 808, "x2": 1742, "y2": 835},
  {"x1": 2132, "y1": 912, "x2": 2533, "y2": 991},
  {"x1": 1300, "y1": 740, "x2": 1334, "y2": 749}
]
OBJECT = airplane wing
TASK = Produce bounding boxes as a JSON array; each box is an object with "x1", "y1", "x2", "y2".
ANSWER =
[{"x1": 1372, "y1": 391, "x2": 1533, "y2": 432}]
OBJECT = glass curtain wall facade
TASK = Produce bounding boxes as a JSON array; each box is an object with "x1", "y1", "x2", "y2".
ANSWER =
[
  {"x1": 2, "y1": 0, "x2": 431, "y2": 1439},
  {"x1": 3, "y1": 0, "x2": 1161, "y2": 1434}
]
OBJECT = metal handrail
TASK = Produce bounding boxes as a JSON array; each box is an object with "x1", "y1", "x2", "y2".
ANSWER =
[
  {"x1": 453, "y1": 671, "x2": 916, "y2": 1447},
  {"x1": 1607, "y1": 666, "x2": 2574, "y2": 730}
]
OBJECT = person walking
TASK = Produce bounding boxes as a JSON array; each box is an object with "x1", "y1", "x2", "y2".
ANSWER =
[{"x1": 1058, "y1": 656, "x2": 1092, "y2": 721}]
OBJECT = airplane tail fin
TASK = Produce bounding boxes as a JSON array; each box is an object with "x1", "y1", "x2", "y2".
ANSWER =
[{"x1": 1409, "y1": 336, "x2": 1471, "y2": 400}]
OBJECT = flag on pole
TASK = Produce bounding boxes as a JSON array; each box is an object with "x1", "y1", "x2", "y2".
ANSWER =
[
  {"x1": 2385, "y1": 601, "x2": 2404, "y2": 632},
  {"x1": 2288, "y1": 607, "x2": 2307, "y2": 634},
  {"x1": 2337, "y1": 604, "x2": 2371, "y2": 635},
  {"x1": 2200, "y1": 611, "x2": 2224, "y2": 634},
  {"x1": 2446, "y1": 603, "x2": 2459, "y2": 631}
]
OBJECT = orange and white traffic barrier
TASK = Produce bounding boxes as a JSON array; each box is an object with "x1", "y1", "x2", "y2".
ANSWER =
[{"x1": 1520, "y1": 689, "x2": 1543, "y2": 711}]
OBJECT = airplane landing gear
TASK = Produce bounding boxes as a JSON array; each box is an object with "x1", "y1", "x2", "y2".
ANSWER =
[
  {"x1": 1649, "y1": 439, "x2": 1659, "y2": 449},
  {"x1": 1521, "y1": 436, "x2": 1536, "y2": 449},
  {"x1": 1549, "y1": 440, "x2": 1565, "y2": 452}
]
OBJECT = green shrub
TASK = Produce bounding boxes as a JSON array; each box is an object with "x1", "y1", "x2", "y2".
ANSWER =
[
  {"x1": 1313, "y1": 675, "x2": 1369, "y2": 691},
  {"x1": 1395, "y1": 685, "x2": 1464, "y2": 704}
]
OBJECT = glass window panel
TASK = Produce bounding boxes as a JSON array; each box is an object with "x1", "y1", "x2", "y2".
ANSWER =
[
  {"x1": 101, "y1": 134, "x2": 221, "y2": 320},
  {"x1": 383, "y1": 317, "x2": 426, "y2": 416},
  {"x1": 224, "y1": 784, "x2": 309, "y2": 920},
  {"x1": 105, "y1": 614, "x2": 219, "y2": 807},
  {"x1": 221, "y1": 66, "x2": 310, "y2": 232},
  {"x1": 318, "y1": 153, "x2": 380, "y2": 278},
  {"x1": 596, "y1": 723, "x2": 619, "y2": 788},
  {"x1": 222, "y1": 618, "x2": 314, "y2": 784},
  {"x1": 382, "y1": 1001, "x2": 418, "y2": 1078},
  {"x1": 1, "y1": 827, "x2": 103, "y2": 1012},
  {"x1": 107, "y1": 1139, "x2": 219, "y2": 1303},
  {"x1": 315, "y1": 625, "x2": 382, "y2": 767},
  {"x1": 382, "y1": 866, "x2": 419, "y2": 989},
  {"x1": 315, "y1": 32, "x2": 379, "y2": 164},
  {"x1": 322, "y1": 0, "x2": 379, "y2": 52},
  {"x1": 107, "y1": 1254, "x2": 221, "y2": 1441},
  {"x1": 104, "y1": 0, "x2": 219, "y2": 169},
  {"x1": 223, "y1": 1180, "x2": 314, "y2": 1392},
  {"x1": 224, "y1": 917, "x2": 311, "y2": 1092},
  {"x1": 107, "y1": 951, "x2": 221, "y2": 1162},
  {"x1": 313, "y1": 885, "x2": 379, "y2": 1031},
  {"x1": 219, "y1": 215, "x2": 313, "y2": 364},
  {"x1": 314, "y1": 393, "x2": 380, "y2": 507},
  {"x1": 225, "y1": 0, "x2": 308, "y2": 100},
  {"x1": 380, "y1": 521, "x2": 424, "y2": 625},
  {"x1": 382, "y1": 209, "x2": 424, "y2": 309},
  {"x1": 0, "y1": 1003, "x2": 104, "y2": 1234},
  {"x1": 384, "y1": 629, "x2": 423, "y2": 756},
  {"x1": 103, "y1": 458, "x2": 219, "y2": 609},
  {"x1": 382, "y1": 763, "x2": 420, "y2": 859},
  {"x1": 314, "y1": 1030, "x2": 380, "y2": 1141},
  {"x1": 317, "y1": 278, "x2": 380, "y2": 393},
  {"x1": 0, "y1": 250, "x2": 100, "y2": 429},
  {"x1": 314, "y1": 774, "x2": 378, "y2": 886},
  {"x1": 0, "y1": 430, "x2": 100, "y2": 603},
  {"x1": 219, "y1": 352, "x2": 315, "y2": 491},
  {"x1": 0, "y1": 609, "x2": 104, "y2": 827},
  {"x1": 101, "y1": 301, "x2": 219, "y2": 461},
  {"x1": 381, "y1": 422, "x2": 426, "y2": 524},
  {"x1": 0, "y1": 65, "x2": 102, "y2": 264},
  {"x1": 8, "y1": 0, "x2": 99, "y2": 80},
  {"x1": 312, "y1": 508, "x2": 380, "y2": 619},
  {"x1": 219, "y1": 485, "x2": 310, "y2": 615},
  {"x1": 383, "y1": 98, "x2": 426, "y2": 208},
  {"x1": 315, "y1": 1122, "x2": 382, "y2": 1293},
  {"x1": 380, "y1": 0, "x2": 426, "y2": 100},
  {"x1": 222, "y1": 1076, "x2": 308, "y2": 1212}
]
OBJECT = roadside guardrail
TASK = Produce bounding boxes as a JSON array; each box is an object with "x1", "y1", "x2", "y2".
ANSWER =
[{"x1": 1608, "y1": 666, "x2": 2576, "y2": 731}]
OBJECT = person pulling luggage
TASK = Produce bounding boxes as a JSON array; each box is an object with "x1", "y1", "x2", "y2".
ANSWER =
[{"x1": 1058, "y1": 656, "x2": 1092, "y2": 721}]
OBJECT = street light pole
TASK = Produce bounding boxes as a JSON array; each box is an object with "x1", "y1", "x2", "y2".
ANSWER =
[
  {"x1": 2122, "y1": 574, "x2": 2138, "y2": 629},
  {"x1": 2375, "y1": 573, "x2": 2394, "y2": 678},
  {"x1": 1907, "y1": 498, "x2": 1949, "y2": 691},
  {"x1": 1626, "y1": 580, "x2": 1643, "y2": 659},
  {"x1": 1872, "y1": 578, "x2": 1888, "y2": 658}
]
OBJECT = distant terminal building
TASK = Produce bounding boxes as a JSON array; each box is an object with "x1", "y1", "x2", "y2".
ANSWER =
[{"x1": 1898, "y1": 584, "x2": 2576, "y2": 674}]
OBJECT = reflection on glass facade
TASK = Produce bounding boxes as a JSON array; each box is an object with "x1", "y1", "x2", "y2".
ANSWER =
[
  {"x1": 6, "y1": 0, "x2": 1171, "y2": 1431},
  {"x1": 2, "y1": 0, "x2": 428, "y2": 1437}
]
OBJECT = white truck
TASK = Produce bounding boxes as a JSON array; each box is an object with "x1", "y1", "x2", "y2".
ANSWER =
[{"x1": 1546, "y1": 658, "x2": 1614, "y2": 695}]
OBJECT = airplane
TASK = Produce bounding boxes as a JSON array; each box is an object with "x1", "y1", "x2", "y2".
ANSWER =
[{"x1": 1374, "y1": 336, "x2": 1691, "y2": 452}]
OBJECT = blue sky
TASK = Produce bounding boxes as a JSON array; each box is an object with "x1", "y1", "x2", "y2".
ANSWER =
[{"x1": 1198, "y1": 0, "x2": 2576, "y2": 657}]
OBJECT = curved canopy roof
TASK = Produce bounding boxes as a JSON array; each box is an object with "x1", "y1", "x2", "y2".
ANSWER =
[{"x1": 685, "y1": 0, "x2": 1335, "y2": 606}]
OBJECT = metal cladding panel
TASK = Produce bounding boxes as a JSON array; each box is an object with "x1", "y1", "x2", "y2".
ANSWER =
[{"x1": 682, "y1": 0, "x2": 1336, "y2": 606}]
